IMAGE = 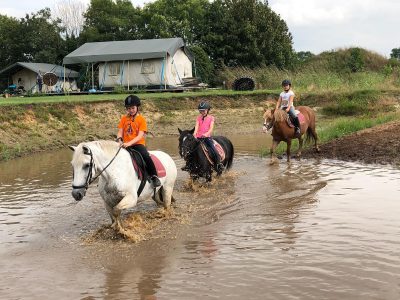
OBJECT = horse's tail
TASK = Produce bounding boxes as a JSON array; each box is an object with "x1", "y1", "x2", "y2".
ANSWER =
[
  {"x1": 225, "y1": 139, "x2": 234, "y2": 170},
  {"x1": 306, "y1": 127, "x2": 317, "y2": 144},
  {"x1": 304, "y1": 107, "x2": 318, "y2": 145}
]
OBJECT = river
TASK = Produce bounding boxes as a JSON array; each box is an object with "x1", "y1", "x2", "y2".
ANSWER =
[{"x1": 1, "y1": 133, "x2": 399, "y2": 299}]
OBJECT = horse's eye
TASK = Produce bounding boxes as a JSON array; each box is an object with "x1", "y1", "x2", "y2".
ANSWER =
[{"x1": 83, "y1": 163, "x2": 90, "y2": 169}]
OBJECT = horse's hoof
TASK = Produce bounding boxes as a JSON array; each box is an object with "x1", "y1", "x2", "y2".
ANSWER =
[{"x1": 269, "y1": 159, "x2": 277, "y2": 165}]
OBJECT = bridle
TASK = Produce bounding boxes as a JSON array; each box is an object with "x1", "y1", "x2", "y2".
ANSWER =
[
  {"x1": 263, "y1": 116, "x2": 274, "y2": 131},
  {"x1": 72, "y1": 145, "x2": 122, "y2": 190},
  {"x1": 180, "y1": 134, "x2": 200, "y2": 160}
]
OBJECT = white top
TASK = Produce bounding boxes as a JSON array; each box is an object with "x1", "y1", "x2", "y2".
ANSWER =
[{"x1": 279, "y1": 90, "x2": 295, "y2": 109}]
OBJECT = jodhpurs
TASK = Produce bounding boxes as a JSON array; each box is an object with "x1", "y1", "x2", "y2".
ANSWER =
[
  {"x1": 201, "y1": 137, "x2": 220, "y2": 165},
  {"x1": 127, "y1": 144, "x2": 157, "y2": 177},
  {"x1": 282, "y1": 106, "x2": 300, "y2": 128}
]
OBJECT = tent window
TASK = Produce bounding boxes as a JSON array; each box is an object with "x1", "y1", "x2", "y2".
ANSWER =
[
  {"x1": 108, "y1": 63, "x2": 121, "y2": 76},
  {"x1": 141, "y1": 61, "x2": 155, "y2": 74}
]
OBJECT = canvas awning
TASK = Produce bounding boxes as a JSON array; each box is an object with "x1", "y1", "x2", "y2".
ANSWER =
[
  {"x1": 63, "y1": 38, "x2": 190, "y2": 65},
  {"x1": 0, "y1": 62, "x2": 79, "y2": 77}
]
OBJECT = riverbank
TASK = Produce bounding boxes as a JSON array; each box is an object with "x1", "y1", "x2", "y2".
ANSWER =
[
  {"x1": 1, "y1": 90, "x2": 400, "y2": 164},
  {"x1": 0, "y1": 94, "x2": 270, "y2": 160}
]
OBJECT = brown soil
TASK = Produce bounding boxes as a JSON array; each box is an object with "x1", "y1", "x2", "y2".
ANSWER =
[{"x1": 303, "y1": 121, "x2": 400, "y2": 166}]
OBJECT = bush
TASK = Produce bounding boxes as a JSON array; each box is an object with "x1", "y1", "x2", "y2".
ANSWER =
[{"x1": 188, "y1": 45, "x2": 215, "y2": 84}]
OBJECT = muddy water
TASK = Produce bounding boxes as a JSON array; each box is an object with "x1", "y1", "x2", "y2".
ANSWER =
[{"x1": 1, "y1": 133, "x2": 400, "y2": 299}]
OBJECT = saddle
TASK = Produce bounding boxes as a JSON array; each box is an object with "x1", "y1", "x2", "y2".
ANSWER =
[
  {"x1": 287, "y1": 111, "x2": 305, "y2": 128},
  {"x1": 128, "y1": 150, "x2": 166, "y2": 197},
  {"x1": 200, "y1": 139, "x2": 226, "y2": 166}
]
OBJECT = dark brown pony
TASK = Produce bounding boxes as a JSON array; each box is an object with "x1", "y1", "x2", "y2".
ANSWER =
[{"x1": 263, "y1": 106, "x2": 320, "y2": 164}]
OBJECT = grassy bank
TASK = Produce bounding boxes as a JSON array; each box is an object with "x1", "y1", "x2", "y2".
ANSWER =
[{"x1": 1, "y1": 87, "x2": 400, "y2": 161}]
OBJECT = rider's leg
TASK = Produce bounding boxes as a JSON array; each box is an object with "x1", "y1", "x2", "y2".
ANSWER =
[
  {"x1": 287, "y1": 107, "x2": 300, "y2": 135},
  {"x1": 130, "y1": 144, "x2": 161, "y2": 187},
  {"x1": 204, "y1": 137, "x2": 224, "y2": 174}
]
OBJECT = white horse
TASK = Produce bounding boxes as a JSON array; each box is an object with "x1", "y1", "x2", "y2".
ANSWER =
[{"x1": 69, "y1": 140, "x2": 177, "y2": 233}]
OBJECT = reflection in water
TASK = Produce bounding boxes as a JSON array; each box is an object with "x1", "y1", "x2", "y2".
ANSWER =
[{"x1": 1, "y1": 135, "x2": 400, "y2": 299}]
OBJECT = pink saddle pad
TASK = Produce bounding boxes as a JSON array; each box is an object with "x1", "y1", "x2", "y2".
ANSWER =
[
  {"x1": 151, "y1": 154, "x2": 166, "y2": 178},
  {"x1": 298, "y1": 112, "x2": 305, "y2": 124}
]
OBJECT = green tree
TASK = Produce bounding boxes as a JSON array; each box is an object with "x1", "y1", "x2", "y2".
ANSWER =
[
  {"x1": 0, "y1": 14, "x2": 24, "y2": 70},
  {"x1": 390, "y1": 47, "x2": 400, "y2": 60},
  {"x1": 140, "y1": 0, "x2": 208, "y2": 43},
  {"x1": 296, "y1": 51, "x2": 315, "y2": 63},
  {"x1": 80, "y1": 0, "x2": 142, "y2": 43},
  {"x1": 200, "y1": 0, "x2": 294, "y2": 68},
  {"x1": 19, "y1": 9, "x2": 65, "y2": 64}
]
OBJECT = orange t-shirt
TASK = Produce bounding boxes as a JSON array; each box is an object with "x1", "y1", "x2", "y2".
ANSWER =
[{"x1": 118, "y1": 114, "x2": 147, "y2": 145}]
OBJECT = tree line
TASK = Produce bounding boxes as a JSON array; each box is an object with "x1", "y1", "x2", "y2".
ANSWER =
[
  {"x1": 2, "y1": 0, "x2": 399, "y2": 86},
  {"x1": 0, "y1": 0, "x2": 295, "y2": 85}
]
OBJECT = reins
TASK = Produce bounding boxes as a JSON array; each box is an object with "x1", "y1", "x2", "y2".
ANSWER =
[{"x1": 72, "y1": 144, "x2": 123, "y2": 190}]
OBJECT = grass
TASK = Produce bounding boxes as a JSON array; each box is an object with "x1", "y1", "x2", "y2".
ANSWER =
[{"x1": 0, "y1": 89, "x2": 276, "y2": 106}]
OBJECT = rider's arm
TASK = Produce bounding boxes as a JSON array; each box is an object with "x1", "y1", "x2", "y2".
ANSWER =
[
  {"x1": 276, "y1": 96, "x2": 282, "y2": 110},
  {"x1": 116, "y1": 128, "x2": 123, "y2": 143},
  {"x1": 204, "y1": 119, "x2": 215, "y2": 137},
  {"x1": 193, "y1": 119, "x2": 200, "y2": 137}
]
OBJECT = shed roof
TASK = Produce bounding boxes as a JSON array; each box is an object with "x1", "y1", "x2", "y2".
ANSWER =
[
  {"x1": 63, "y1": 38, "x2": 189, "y2": 64},
  {"x1": 0, "y1": 62, "x2": 79, "y2": 78}
]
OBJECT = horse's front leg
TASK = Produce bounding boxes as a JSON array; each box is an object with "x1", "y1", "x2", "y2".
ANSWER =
[
  {"x1": 296, "y1": 136, "x2": 304, "y2": 158},
  {"x1": 269, "y1": 140, "x2": 280, "y2": 165},
  {"x1": 112, "y1": 193, "x2": 136, "y2": 234},
  {"x1": 286, "y1": 139, "x2": 292, "y2": 162},
  {"x1": 104, "y1": 203, "x2": 118, "y2": 229}
]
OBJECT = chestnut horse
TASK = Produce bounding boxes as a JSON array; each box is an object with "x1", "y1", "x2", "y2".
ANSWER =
[{"x1": 263, "y1": 106, "x2": 320, "y2": 164}]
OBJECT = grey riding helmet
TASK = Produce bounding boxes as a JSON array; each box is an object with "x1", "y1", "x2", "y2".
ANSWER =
[{"x1": 198, "y1": 101, "x2": 211, "y2": 110}]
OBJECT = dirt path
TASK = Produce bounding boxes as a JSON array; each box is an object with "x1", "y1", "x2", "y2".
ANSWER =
[{"x1": 303, "y1": 121, "x2": 400, "y2": 166}]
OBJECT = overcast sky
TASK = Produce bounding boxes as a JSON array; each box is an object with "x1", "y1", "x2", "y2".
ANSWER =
[{"x1": 1, "y1": 0, "x2": 398, "y2": 57}]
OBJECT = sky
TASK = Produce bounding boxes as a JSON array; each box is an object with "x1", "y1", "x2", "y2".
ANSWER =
[{"x1": 1, "y1": 0, "x2": 399, "y2": 57}]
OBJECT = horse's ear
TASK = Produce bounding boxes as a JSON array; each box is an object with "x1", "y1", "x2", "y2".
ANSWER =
[
  {"x1": 68, "y1": 145, "x2": 76, "y2": 152},
  {"x1": 189, "y1": 127, "x2": 195, "y2": 134},
  {"x1": 178, "y1": 128, "x2": 182, "y2": 134}
]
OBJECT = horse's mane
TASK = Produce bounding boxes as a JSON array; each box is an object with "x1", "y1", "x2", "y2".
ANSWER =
[
  {"x1": 87, "y1": 140, "x2": 120, "y2": 156},
  {"x1": 273, "y1": 109, "x2": 288, "y2": 122}
]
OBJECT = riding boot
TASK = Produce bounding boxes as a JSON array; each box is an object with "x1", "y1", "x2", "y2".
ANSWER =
[
  {"x1": 214, "y1": 155, "x2": 224, "y2": 175},
  {"x1": 216, "y1": 162, "x2": 225, "y2": 175},
  {"x1": 293, "y1": 117, "x2": 301, "y2": 135},
  {"x1": 151, "y1": 175, "x2": 161, "y2": 187}
]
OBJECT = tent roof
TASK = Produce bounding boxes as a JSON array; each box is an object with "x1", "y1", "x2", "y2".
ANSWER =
[
  {"x1": 63, "y1": 38, "x2": 190, "y2": 65},
  {"x1": 0, "y1": 62, "x2": 79, "y2": 78}
]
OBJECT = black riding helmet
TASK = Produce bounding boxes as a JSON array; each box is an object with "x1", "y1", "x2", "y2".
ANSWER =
[
  {"x1": 198, "y1": 101, "x2": 211, "y2": 110},
  {"x1": 281, "y1": 79, "x2": 291, "y2": 86},
  {"x1": 125, "y1": 95, "x2": 141, "y2": 107}
]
